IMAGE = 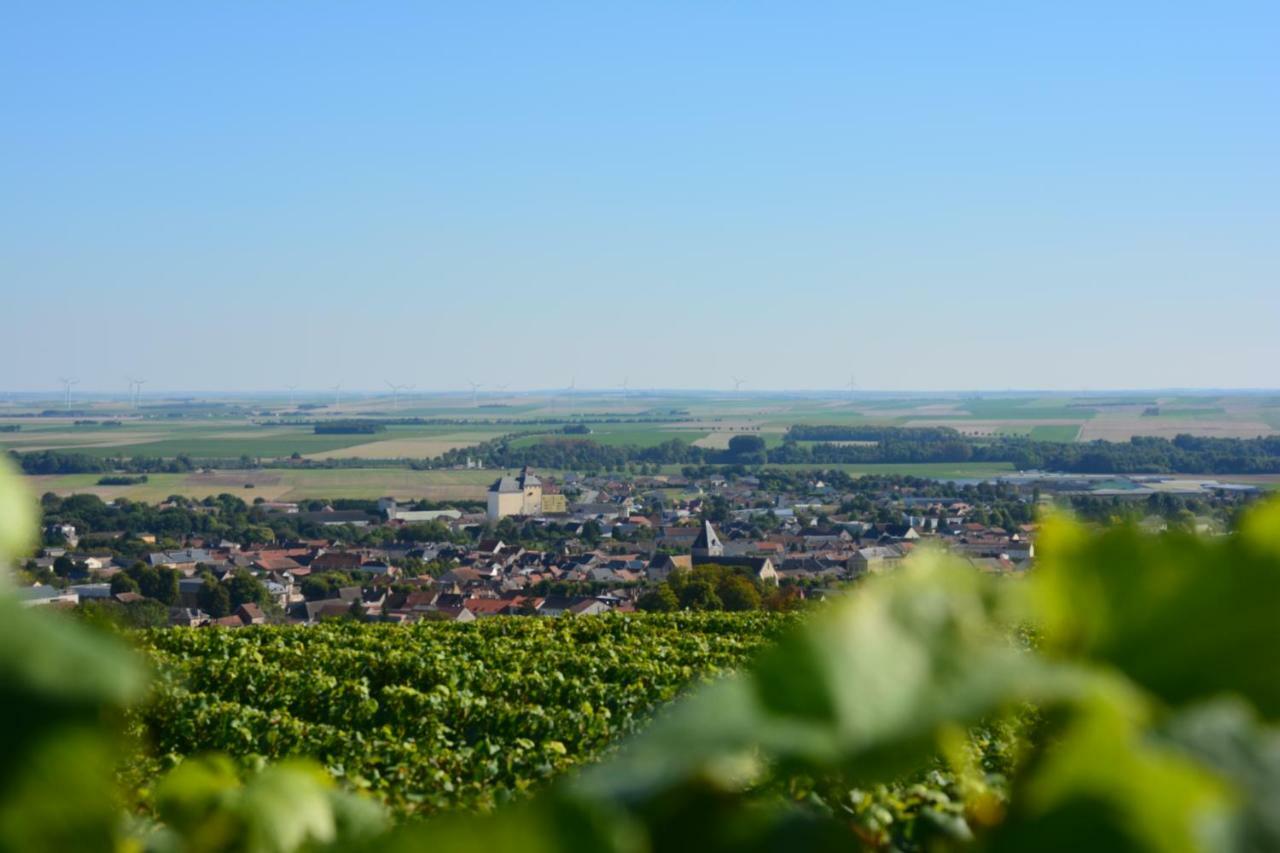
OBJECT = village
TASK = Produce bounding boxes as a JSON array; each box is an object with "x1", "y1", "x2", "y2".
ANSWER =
[{"x1": 13, "y1": 464, "x2": 1068, "y2": 626}]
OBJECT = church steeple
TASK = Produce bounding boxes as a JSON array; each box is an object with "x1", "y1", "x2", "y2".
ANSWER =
[{"x1": 692, "y1": 520, "x2": 724, "y2": 558}]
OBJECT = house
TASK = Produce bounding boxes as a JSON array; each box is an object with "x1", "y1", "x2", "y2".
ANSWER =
[
  {"x1": 302, "y1": 598, "x2": 357, "y2": 623},
  {"x1": 646, "y1": 554, "x2": 692, "y2": 582},
  {"x1": 177, "y1": 578, "x2": 206, "y2": 607},
  {"x1": 379, "y1": 498, "x2": 463, "y2": 523},
  {"x1": 310, "y1": 552, "x2": 363, "y2": 573},
  {"x1": 463, "y1": 598, "x2": 517, "y2": 618},
  {"x1": 880, "y1": 524, "x2": 922, "y2": 541},
  {"x1": 487, "y1": 466, "x2": 545, "y2": 520},
  {"x1": 850, "y1": 545, "x2": 905, "y2": 575},
  {"x1": 235, "y1": 603, "x2": 266, "y2": 625},
  {"x1": 538, "y1": 595, "x2": 580, "y2": 616},
  {"x1": 46, "y1": 523, "x2": 78, "y2": 546},
  {"x1": 695, "y1": 555, "x2": 778, "y2": 585},
  {"x1": 169, "y1": 607, "x2": 208, "y2": 627},
  {"x1": 568, "y1": 598, "x2": 613, "y2": 616},
  {"x1": 17, "y1": 585, "x2": 79, "y2": 607},
  {"x1": 149, "y1": 549, "x2": 212, "y2": 574},
  {"x1": 419, "y1": 606, "x2": 476, "y2": 623},
  {"x1": 68, "y1": 583, "x2": 113, "y2": 600},
  {"x1": 254, "y1": 555, "x2": 302, "y2": 574},
  {"x1": 293, "y1": 509, "x2": 373, "y2": 527}
]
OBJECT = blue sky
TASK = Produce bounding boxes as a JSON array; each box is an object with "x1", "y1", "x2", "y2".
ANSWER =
[{"x1": 2, "y1": 2, "x2": 1277, "y2": 392}]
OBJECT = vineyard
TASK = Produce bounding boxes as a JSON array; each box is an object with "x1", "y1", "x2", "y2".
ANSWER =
[{"x1": 129, "y1": 613, "x2": 794, "y2": 815}]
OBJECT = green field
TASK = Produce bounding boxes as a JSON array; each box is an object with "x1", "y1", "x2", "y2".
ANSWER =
[
  {"x1": 510, "y1": 425, "x2": 709, "y2": 449},
  {"x1": 958, "y1": 399, "x2": 1094, "y2": 420},
  {"x1": 25, "y1": 467, "x2": 506, "y2": 502},
  {"x1": 1028, "y1": 424, "x2": 1082, "y2": 441}
]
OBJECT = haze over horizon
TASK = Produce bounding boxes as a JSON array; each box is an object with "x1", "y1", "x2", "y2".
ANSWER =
[
  {"x1": 4, "y1": 385, "x2": 1279, "y2": 400},
  {"x1": 3, "y1": 3, "x2": 1277, "y2": 392}
]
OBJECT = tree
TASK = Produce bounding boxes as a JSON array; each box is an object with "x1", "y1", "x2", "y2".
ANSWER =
[
  {"x1": 719, "y1": 575, "x2": 762, "y2": 612},
  {"x1": 637, "y1": 584, "x2": 678, "y2": 612},
  {"x1": 699, "y1": 495, "x2": 730, "y2": 524},
  {"x1": 197, "y1": 576, "x2": 231, "y2": 618},
  {"x1": 678, "y1": 578, "x2": 721, "y2": 611},
  {"x1": 110, "y1": 573, "x2": 140, "y2": 595},
  {"x1": 398, "y1": 521, "x2": 453, "y2": 543},
  {"x1": 130, "y1": 565, "x2": 179, "y2": 605},
  {"x1": 302, "y1": 573, "x2": 346, "y2": 601},
  {"x1": 727, "y1": 434, "x2": 767, "y2": 464},
  {"x1": 119, "y1": 599, "x2": 170, "y2": 628},
  {"x1": 226, "y1": 573, "x2": 269, "y2": 608},
  {"x1": 52, "y1": 555, "x2": 76, "y2": 578}
]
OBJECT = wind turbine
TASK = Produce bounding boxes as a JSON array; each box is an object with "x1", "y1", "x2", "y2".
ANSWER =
[
  {"x1": 58, "y1": 377, "x2": 79, "y2": 411},
  {"x1": 466, "y1": 380, "x2": 483, "y2": 407},
  {"x1": 285, "y1": 385, "x2": 298, "y2": 407},
  {"x1": 619, "y1": 377, "x2": 629, "y2": 399},
  {"x1": 846, "y1": 373, "x2": 858, "y2": 400},
  {"x1": 731, "y1": 376, "x2": 745, "y2": 393},
  {"x1": 330, "y1": 383, "x2": 342, "y2": 410},
  {"x1": 385, "y1": 381, "x2": 412, "y2": 409},
  {"x1": 127, "y1": 377, "x2": 147, "y2": 409},
  {"x1": 549, "y1": 377, "x2": 576, "y2": 414}
]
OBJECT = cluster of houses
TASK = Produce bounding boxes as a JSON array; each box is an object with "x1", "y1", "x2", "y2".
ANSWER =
[{"x1": 17, "y1": 467, "x2": 1038, "y2": 625}]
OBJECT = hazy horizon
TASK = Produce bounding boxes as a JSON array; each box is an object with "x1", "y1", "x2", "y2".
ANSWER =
[
  {"x1": 4, "y1": 3, "x2": 1277, "y2": 392},
  {"x1": 3, "y1": 386, "x2": 1278, "y2": 399}
]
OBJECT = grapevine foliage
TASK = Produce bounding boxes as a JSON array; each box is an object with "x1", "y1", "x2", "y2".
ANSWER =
[{"x1": 130, "y1": 613, "x2": 792, "y2": 815}]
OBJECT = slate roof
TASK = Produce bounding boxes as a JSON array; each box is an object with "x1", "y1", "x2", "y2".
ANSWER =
[{"x1": 692, "y1": 521, "x2": 723, "y2": 552}]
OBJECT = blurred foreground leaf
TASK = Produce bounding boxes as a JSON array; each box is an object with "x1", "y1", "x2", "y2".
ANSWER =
[
  {"x1": 1034, "y1": 512, "x2": 1280, "y2": 718},
  {"x1": 0, "y1": 455, "x2": 36, "y2": 578}
]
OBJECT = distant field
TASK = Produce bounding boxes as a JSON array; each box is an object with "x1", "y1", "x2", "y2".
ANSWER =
[
  {"x1": 510, "y1": 426, "x2": 710, "y2": 449},
  {"x1": 5, "y1": 393, "x2": 1277, "y2": 462},
  {"x1": 1, "y1": 422, "x2": 507, "y2": 460},
  {"x1": 1028, "y1": 424, "x2": 1082, "y2": 441},
  {"x1": 25, "y1": 468, "x2": 505, "y2": 502},
  {"x1": 1078, "y1": 417, "x2": 1275, "y2": 441},
  {"x1": 902, "y1": 419, "x2": 1082, "y2": 437},
  {"x1": 304, "y1": 435, "x2": 492, "y2": 460},
  {"x1": 758, "y1": 461, "x2": 1018, "y2": 479},
  {"x1": 960, "y1": 399, "x2": 1093, "y2": 420},
  {"x1": 1140, "y1": 407, "x2": 1227, "y2": 419}
]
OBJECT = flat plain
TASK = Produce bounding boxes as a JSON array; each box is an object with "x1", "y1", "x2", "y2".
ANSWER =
[{"x1": 6, "y1": 391, "x2": 1279, "y2": 501}]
